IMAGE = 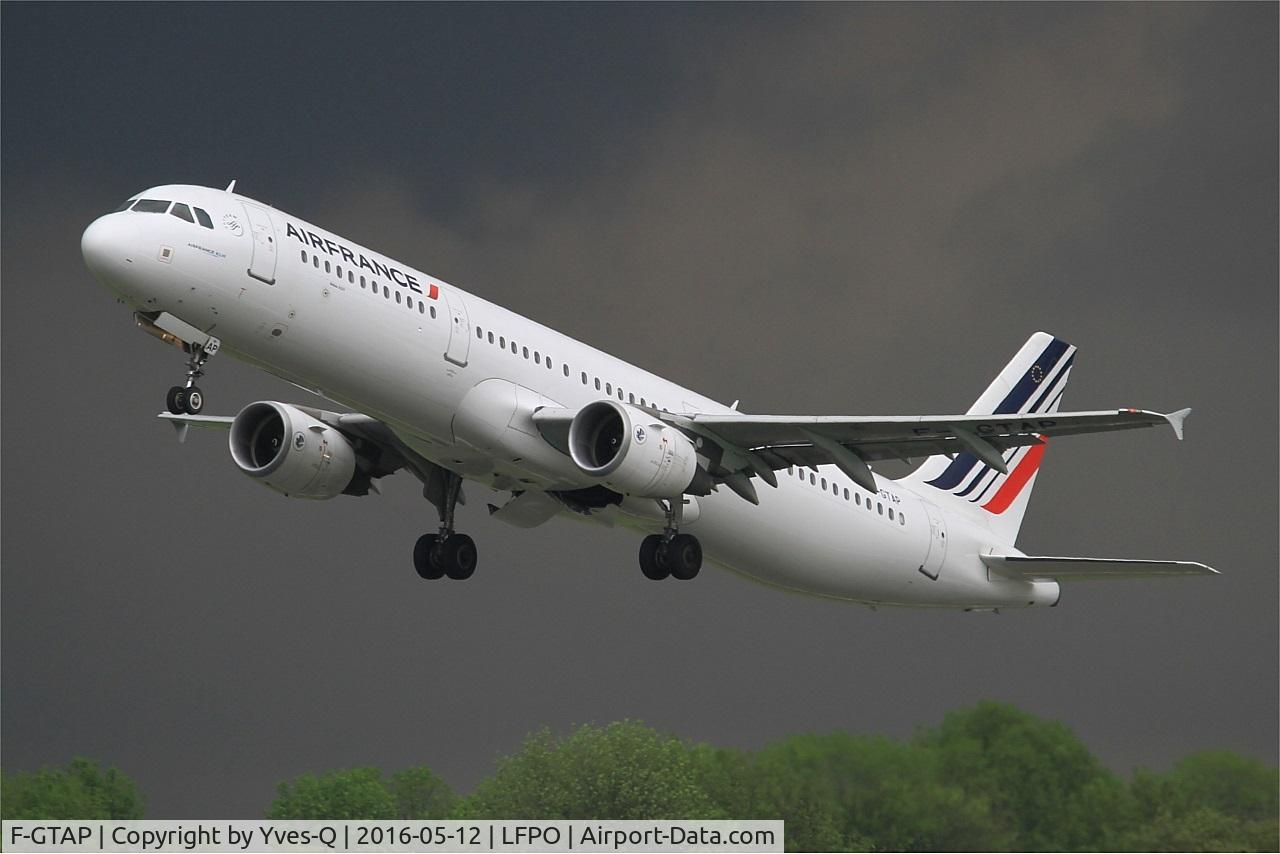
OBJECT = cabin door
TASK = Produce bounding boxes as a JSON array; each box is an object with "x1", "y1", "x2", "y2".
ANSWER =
[
  {"x1": 443, "y1": 291, "x2": 471, "y2": 367},
  {"x1": 241, "y1": 203, "x2": 278, "y2": 285}
]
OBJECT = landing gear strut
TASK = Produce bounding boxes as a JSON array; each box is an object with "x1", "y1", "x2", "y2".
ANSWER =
[
  {"x1": 639, "y1": 498, "x2": 702, "y2": 581},
  {"x1": 164, "y1": 338, "x2": 219, "y2": 416},
  {"x1": 414, "y1": 471, "x2": 477, "y2": 581}
]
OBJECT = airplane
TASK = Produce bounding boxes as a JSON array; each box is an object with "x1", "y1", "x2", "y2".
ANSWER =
[{"x1": 80, "y1": 182, "x2": 1217, "y2": 610}]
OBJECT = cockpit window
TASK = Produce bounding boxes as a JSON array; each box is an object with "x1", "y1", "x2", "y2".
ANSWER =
[
  {"x1": 170, "y1": 203, "x2": 195, "y2": 223},
  {"x1": 193, "y1": 207, "x2": 213, "y2": 229},
  {"x1": 114, "y1": 198, "x2": 137, "y2": 213},
  {"x1": 132, "y1": 199, "x2": 172, "y2": 214}
]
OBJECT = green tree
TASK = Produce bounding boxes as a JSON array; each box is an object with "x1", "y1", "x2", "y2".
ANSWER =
[
  {"x1": 1126, "y1": 751, "x2": 1279, "y2": 852},
  {"x1": 915, "y1": 700, "x2": 1134, "y2": 851},
  {"x1": 747, "y1": 733, "x2": 1005, "y2": 852},
  {"x1": 266, "y1": 767, "x2": 396, "y2": 819},
  {"x1": 459, "y1": 721, "x2": 718, "y2": 820},
  {"x1": 388, "y1": 766, "x2": 458, "y2": 819},
  {"x1": 1, "y1": 758, "x2": 144, "y2": 819}
]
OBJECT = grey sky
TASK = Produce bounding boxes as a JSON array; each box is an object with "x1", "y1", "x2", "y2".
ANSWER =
[{"x1": 2, "y1": 4, "x2": 1276, "y2": 817}]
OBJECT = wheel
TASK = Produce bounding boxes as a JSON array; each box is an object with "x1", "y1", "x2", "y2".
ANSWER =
[
  {"x1": 183, "y1": 385, "x2": 204, "y2": 415},
  {"x1": 442, "y1": 534, "x2": 477, "y2": 580},
  {"x1": 668, "y1": 534, "x2": 702, "y2": 580},
  {"x1": 166, "y1": 386, "x2": 187, "y2": 415},
  {"x1": 639, "y1": 534, "x2": 669, "y2": 580},
  {"x1": 413, "y1": 534, "x2": 444, "y2": 580}
]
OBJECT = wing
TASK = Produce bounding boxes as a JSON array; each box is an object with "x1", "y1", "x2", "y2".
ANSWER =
[
  {"x1": 982, "y1": 554, "x2": 1219, "y2": 581},
  {"x1": 668, "y1": 408, "x2": 1190, "y2": 496}
]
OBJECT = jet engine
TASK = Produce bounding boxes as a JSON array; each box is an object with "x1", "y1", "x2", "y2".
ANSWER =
[
  {"x1": 229, "y1": 401, "x2": 358, "y2": 499},
  {"x1": 568, "y1": 400, "x2": 699, "y2": 498}
]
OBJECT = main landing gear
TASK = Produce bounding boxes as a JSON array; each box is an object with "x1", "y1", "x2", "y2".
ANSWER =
[
  {"x1": 164, "y1": 338, "x2": 219, "y2": 416},
  {"x1": 414, "y1": 471, "x2": 477, "y2": 581},
  {"x1": 639, "y1": 498, "x2": 702, "y2": 581}
]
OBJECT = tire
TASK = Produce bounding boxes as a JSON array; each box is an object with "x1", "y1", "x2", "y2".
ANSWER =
[
  {"x1": 413, "y1": 533, "x2": 444, "y2": 580},
  {"x1": 443, "y1": 534, "x2": 477, "y2": 580},
  {"x1": 166, "y1": 386, "x2": 187, "y2": 415},
  {"x1": 639, "y1": 534, "x2": 668, "y2": 580},
  {"x1": 669, "y1": 534, "x2": 703, "y2": 580},
  {"x1": 183, "y1": 386, "x2": 204, "y2": 415}
]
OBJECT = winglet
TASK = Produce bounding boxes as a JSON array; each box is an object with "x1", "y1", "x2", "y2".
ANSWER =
[
  {"x1": 225, "y1": 179, "x2": 237, "y2": 193},
  {"x1": 1164, "y1": 407, "x2": 1192, "y2": 441}
]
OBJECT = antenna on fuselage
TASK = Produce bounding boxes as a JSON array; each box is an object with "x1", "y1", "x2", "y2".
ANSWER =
[{"x1": 225, "y1": 179, "x2": 237, "y2": 193}]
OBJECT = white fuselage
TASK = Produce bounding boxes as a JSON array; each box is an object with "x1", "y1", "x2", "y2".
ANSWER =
[{"x1": 82, "y1": 184, "x2": 1058, "y2": 610}]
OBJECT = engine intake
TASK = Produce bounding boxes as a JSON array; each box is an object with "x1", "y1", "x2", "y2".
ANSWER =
[
  {"x1": 229, "y1": 402, "x2": 357, "y2": 499},
  {"x1": 568, "y1": 400, "x2": 698, "y2": 498}
]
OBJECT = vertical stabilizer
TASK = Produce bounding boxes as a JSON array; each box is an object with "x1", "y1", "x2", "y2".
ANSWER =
[{"x1": 901, "y1": 332, "x2": 1077, "y2": 545}]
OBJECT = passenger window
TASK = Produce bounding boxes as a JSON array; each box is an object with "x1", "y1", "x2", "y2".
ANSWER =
[
  {"x1": 430, "y1": 306, "x2": 437, "y2": 318},
  {"x1": 336, "y1": 265, "x2": 342, "y2": 277},
  {"x1": 301, "y1": 250, "x2": 308, "y2": 263},
  {"x1": 476, "y1": 327, "x2": 484, "y2": 339},
  {"x1": 406, "y1": 297, "x2": 413, "y2": 309},
  {"x1": 419, "y1": 303, "x2": 425, "y2": 314},
  {"x1": 522, "y1": 347, "x2": 529, "y2": 359},
  {"x1": 313, "y1": 256, "x2": 320, "y2": 268},
  {"x1": 193, "y1": 207, "x2": 213, "y2": 228},
  {"x1": 534, "y1": 350, "x2": 540, "y2": 362},
  {"x1": 855, "y1": 493, "x2": 861, "y2": 506},
  {"x1": 618, "y1": 389, "x2": 624, "y2": 401},
  {"x1": 325, "y1": 260, "x2": 331, "y2": 273},
  {"x1": 877, "y1": 503, "x2": 883, "y2": 515},
  {"x1": 888, "y1": 508, "x2": 894, "y2": 520},
  {"x1": 582, "y1": 372, "x2": 588, "y2": 385},
  {"x1": 170, "y1": 203, "x2": 194, "y2": 223},
  {"x1": 395, "y1": 291, "x2": 402, "y2": 304},
  {"x1": 511, "y1": 341, "x2": 517, "y2": 354},
  {"x1": 488, "y1": 332, "x2": 495, "y2": 344},
  {"x1": 605, "y1": 382, "x2": 612, "y2": 395},
  {"x1": 595, "y1": 378, "x2": 601, "y2": 391},
  {"x1": 843, "y1": 488, "x2": 850, "y2": 500},
  {"x1": 563, "y1": 365, "x2": 570, "y2": 377},
  {"x1": 114, "y1": 198, "x2": 137, "y2": 213},
  {"x1": 383, "y1": 286, "x2": 389, "y2": 298},
  {"x1": 899, "y1": 514, "x2": 906, "y2": 526},
  {"x1": 832, "y1": 483, "x2": 839, "y2": 496},
  {"x1": 132, "y1": 199, "x2": 171, "y2": 213},
  {"x1": 500, "y1": 337, "x2": 506, "y2": 348},
  {"x1": 628, "y1": 393, "x2": 635, "y2": 404},
  {"x1": 348, "y1": 271, "x2": 354, "y2": 284},
  {"x1": 546, "y1": 356, "x2": 553, "y2": 369},
  {"x1": 809, "y1": 473, "x2": 816, "y2": 485}
]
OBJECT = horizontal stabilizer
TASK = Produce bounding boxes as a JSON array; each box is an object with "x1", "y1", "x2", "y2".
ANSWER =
[{"x1": 982, "y1": 554, "x2": 1219, "y2": 581}]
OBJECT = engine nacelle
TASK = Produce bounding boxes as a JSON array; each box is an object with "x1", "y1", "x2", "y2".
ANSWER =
[
  {"x1": 229, "y1": 401, "x2": 357, "y2": 499},
  {"x1": 568, "y1": 400, "x2": 698, "y2": 498}
]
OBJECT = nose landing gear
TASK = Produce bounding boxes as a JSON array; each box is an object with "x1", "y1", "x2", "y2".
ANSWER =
[
  {"x1": 413, "y1": 470, "x2": 478, "y2": 580},
  {"x1": 639, "y1": 498, "x2": 702, "y2": 581},
  {"x1": 164, "y1": 338, "x2": 219, "y2": 415}
]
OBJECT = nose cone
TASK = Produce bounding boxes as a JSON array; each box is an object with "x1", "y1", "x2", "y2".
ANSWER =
[{"x1": 81, "y1": 215, "x2": 121, "y2": 279}]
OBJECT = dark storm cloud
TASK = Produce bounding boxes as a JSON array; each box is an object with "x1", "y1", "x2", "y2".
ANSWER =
[{"x1": 3, "y1": 4, "x2": 1275, "y2": 817}]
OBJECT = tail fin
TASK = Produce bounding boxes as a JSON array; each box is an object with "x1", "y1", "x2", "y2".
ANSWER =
[{"x1": 901, "y1": 332, "x2": 1077, "y2": 545}]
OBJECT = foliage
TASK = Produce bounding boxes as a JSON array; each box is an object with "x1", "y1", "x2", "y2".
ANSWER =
[
  {"x1": 388, "y1": 765, "x2": 458, "y2": 819},
  {"x1": 1, "y1": 758, "x2": 144, "y2": 819},
  {"x1": 9, "y1": 704, "x2": 1275, "y2": 854},
  {"x1": 1125, "y1": 750, "x2": 1280, "y2": 852},
  {"x1": 265, "y1": 767, "x2": 396, "y2": 820},
  {"x1": 458, "y1": 721, "x2": 718, "y2": 820},
  {"x1": 915, "y1": 700, "x2": 1135, "y2": 851}
]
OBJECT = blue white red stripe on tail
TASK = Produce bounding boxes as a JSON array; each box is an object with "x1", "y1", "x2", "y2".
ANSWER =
[{"x1": 925, "y1": 335, "x2": 1076, "y2": 514}]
